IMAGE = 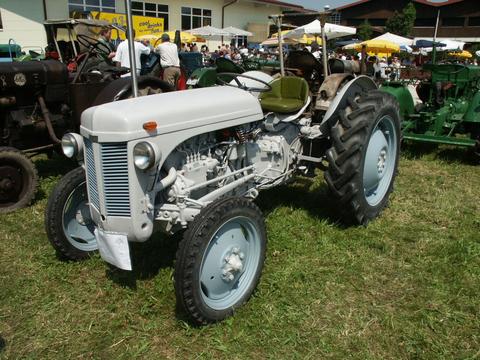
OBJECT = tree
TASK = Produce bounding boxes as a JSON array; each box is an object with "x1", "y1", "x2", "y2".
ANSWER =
[
  {"x1": 385, "y1": 2, "x2": 416, "y2": 36},
  {"x1": 358, "y1": 20, "x2": 373, "y2": 40}
]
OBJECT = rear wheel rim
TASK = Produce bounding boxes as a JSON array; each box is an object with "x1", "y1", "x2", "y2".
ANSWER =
[
  {"x1": 363, "y1": 115, "x2": 397, "y2": 206},
  {"x1": 199, "y1": 216, "x2": 261, "y2": 310},
  {"x1": 0, "y1": 165, "x2": 24, "y2": 206},
  {"x1": 0, "y1": 155, "x2": 33, "y2": 209},
  {"x1": 61, "y1": 181, "x2": 97, "y2": 252}
]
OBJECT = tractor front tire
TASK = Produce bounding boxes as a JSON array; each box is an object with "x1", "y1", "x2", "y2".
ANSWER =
[
  {"x1": 325, "y1": 90, "x2": 401, "y2": 225},
  {"x1": 0, "y1": 147, "x2": 38, "y2": 213},
  {"x1": 45, "y1": 167, "x2": 97, "y2": 260},
  {"x1": 175, "y1": 197, "x2": 267, "y2": 325}
]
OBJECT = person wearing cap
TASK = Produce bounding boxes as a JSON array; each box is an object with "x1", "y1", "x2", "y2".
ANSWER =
[{"x1": 155, "y1": 33, "x2": 180, "y2": 88}]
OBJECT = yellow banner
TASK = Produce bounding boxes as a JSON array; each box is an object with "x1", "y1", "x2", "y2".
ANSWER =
[{"x1": 91, "y1": 11, "x2": 164, "y2": 39}]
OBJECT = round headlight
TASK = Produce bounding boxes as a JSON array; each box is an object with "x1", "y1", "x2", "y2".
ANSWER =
[
  {"x1": 62, "y1": 133, "x2": 78, "y2": 158},
  {"x1": 133, "y1": 142, "x2": 156, "y2": 170}
]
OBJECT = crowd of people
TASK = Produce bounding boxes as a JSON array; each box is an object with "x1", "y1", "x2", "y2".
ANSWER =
[{"x1": 94, "y1": 26, "x2": 479, "y2": 88}]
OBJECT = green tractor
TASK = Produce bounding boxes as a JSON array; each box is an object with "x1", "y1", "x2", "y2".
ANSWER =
[
  {"x1": 381, "y1": 63, "x2": 480, "y2": 153},
  {"x1": 186, "y1": 57, "x2": 280, "y2": 88}
]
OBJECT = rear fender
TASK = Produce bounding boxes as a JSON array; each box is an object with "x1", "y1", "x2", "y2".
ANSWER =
[
  {"x1": 189, "y1": 67, "x2": 217, "y2": 88},
  {"x1": 92, "y1": 76, "x2": 174, "y2": 106},
  {"x1": 315, "y1": 73, "x2": 354, "y2": 112},
  {"x1": 320, "y1": 75, "x2": 377, "y2": 131},
  {"x1": 380, "y1": 83, "x2": 415, "y2": 120}
]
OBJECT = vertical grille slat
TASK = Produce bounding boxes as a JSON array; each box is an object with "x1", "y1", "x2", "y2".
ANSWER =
[
  {"x1": 101, "y1": 143, "x2": 131, "y2": 217},
  {"x1": 85, "y1": 139, "x2": 100, "y2": 211}
]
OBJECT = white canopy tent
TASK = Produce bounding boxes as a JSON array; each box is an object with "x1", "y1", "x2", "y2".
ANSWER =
[
  {"x1": 186, "y1": 25, "x2": 230, "y2": 37},
  {"x1": 285, "y1": 20, "x2": 356, "y2": 40},
  {"x1": 222, "y1": 26, "x2": 253, "y2": 48},
  {"x1": 186, "y1": 25, "x2": 231, "y2": 48},
  {"x1": 372, "y1": 32, "x2": 414, "y2": 46},
  {"x1": 222, "y1": 26, "x2": 253, "y2": 37}
]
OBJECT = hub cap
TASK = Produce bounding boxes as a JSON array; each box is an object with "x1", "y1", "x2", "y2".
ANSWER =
[
  {"x1": 199, "y1": 216, "x2": 261, "y2": 310},
  {"x1": 0, "y1": 165, "x2": 24, "y2": 206},
  {"x1": 62, "y1": 181, "x2": 97, "y2": 251},
  {"x1": 363, "y1": 115, "x2": 397, "y2": 206}
]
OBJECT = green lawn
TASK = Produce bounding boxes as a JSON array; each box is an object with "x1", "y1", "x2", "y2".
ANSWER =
[{"x1": 1, "y1": 146, "x2": 479, "y2": 359}]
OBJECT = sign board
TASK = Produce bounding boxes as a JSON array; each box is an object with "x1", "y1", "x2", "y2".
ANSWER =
[{"x1": 91, "y1": 11, "x2": 164, "y2": 39}]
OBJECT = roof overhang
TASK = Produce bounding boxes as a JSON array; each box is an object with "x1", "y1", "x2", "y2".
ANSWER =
[
  {"x1": 335, "y1": 0, "x2": 465, "y2": 10},
  {"x1": 243, "y1": 0, "x2": 308, "y2": 12}
]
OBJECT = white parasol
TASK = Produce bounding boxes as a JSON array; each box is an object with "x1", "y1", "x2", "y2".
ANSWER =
[
  {"x1": 285, "y1": 19, "x2": 356, "y2": 41},
  {"x1": 372, "y1": 32, "x2": 414, "y2": 46},
  {"x1": 186, "y1": 25, "x2": 230, "y2": 37},
  {"x1": 222, "y1": 26, "x2": 253, "y2": 37}
]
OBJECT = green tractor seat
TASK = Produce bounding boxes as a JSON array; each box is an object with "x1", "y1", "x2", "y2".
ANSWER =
[{"x1": 259, "y1": 76, "x2": 309, "y2": 113}]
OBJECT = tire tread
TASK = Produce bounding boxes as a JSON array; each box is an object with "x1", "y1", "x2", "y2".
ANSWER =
[{"x1": 324, "y1": 90, "x2": 401, "y2": 225}]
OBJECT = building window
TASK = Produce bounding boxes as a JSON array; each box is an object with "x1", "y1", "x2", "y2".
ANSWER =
[
  {"x1": 442, "y1": 17, "x2": 464, "y2": 27},
  {"x1": 330, "y1": 12, "x2": 341, "y2": 25},
  {"x1": 469, "y1": 17, "x2": 480, "y2": 26},
  {"x1": 181, "y1": 7, "x2": 212, "y2": 30},
  {"x1": 414, "y1": 18, "x2": 436, "y2": 27},
  {"x1": 132, "y1": 1, "x2": 169, "y2": 30},
  {"x1": 0, "y1": 10, "x2": 3, "y2": 31},
  {"x1": 68, "y1": 0, "x2": 116, "y2": 13},
  {"x1": 233, "y1": 35, "x2": 248, "y2": 47}
]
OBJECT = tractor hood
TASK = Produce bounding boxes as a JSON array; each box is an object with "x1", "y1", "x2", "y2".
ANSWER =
[{"x1": 80, "y1": 86, "x2": 263, "y2": 142}]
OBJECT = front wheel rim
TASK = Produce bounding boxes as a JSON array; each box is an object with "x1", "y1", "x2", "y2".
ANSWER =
[
  {"x1": 363, "y1": 115, "x2": 398, "y2": 206},
  {"x1": 199, "y1": 216, "x2": 262, "y2": 310},
  {"x1": 61, "y1": 181, "x2": 97, "y2": 252}
]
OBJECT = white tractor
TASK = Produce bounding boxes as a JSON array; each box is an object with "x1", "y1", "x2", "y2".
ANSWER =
[{"x1": 45, "y1": 66, "x2": 400, "y2": 324}]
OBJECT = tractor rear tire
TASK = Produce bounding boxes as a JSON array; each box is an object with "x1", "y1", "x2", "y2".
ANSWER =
[
  {"x1": 0, "y1": 147, "x2": 38, "y2": 213},
  {"x1": 325, "y1": 90, "x2": 401, "y2": 225},
  {"x1": 175, "y1": 197, "x2": 267, "y2": 325}
]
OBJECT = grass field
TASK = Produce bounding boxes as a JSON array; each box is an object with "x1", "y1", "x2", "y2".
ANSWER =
[{"x1": 0, "y1": 146, "x2": 479, "y2": 359}]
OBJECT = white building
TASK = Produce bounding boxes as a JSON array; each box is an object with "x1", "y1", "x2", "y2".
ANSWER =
[{"x1": 0, "y1": 0, "x2": 306, "y2": 49}]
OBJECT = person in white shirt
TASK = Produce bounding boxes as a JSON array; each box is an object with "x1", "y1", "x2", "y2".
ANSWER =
[
  {"x1": 113, "y1": 29, "x2": 150, "y2": 75},
  {"x1": 379, "y1": 57, "x2": 388, "y2": 79},
  {"x1": 155, "y1": 33, "x2": 181, "y2": 88},
  {"x1": 239, "y1": 47, "x2": 249, "y2": 56}
]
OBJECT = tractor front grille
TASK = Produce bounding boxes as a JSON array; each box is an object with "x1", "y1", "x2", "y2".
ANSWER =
[
  {"x1": 84, "y1": 139, "x2": 100, "y2": 211},
  {"x1": 100, "y1": 143, "x2": 131, "y2": 217}
]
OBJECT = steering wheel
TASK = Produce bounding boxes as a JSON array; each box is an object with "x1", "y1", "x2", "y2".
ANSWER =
[
  {"x1": 216, "y1": 72, "x2": 272, "y2": 92},
  {"x1": 153, "y1": 37, "x2": 162, "y2": 48},
  {"x1": 77, "y1": 34, "x2": 111, "y2": 58}
]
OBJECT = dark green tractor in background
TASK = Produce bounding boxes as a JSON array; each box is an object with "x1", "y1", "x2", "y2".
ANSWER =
[{"x1": 381, "y1": 63, "x2": 480, "y2": 154}]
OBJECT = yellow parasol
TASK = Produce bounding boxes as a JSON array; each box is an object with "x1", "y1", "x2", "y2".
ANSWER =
[
  {"x1": 351, "y1": 39, "x2": 400, "y2": 54},
  {"x1": 137, "y1": 34, "x2": 159, "y2": 42},
  {"x1": 164, "y1": 31, "x2": 198, "y2": 43},
  {"x1": 448, "y1": 50, "x2": 472, "y2": 58},
  {"x1": 261, "y1": 37, "x2": 299, "y2": 46}
]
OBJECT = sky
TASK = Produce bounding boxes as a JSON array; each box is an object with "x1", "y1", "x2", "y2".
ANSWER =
[{"x1": 287, "y1": 0, "x2": 451, "y2": 10}]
